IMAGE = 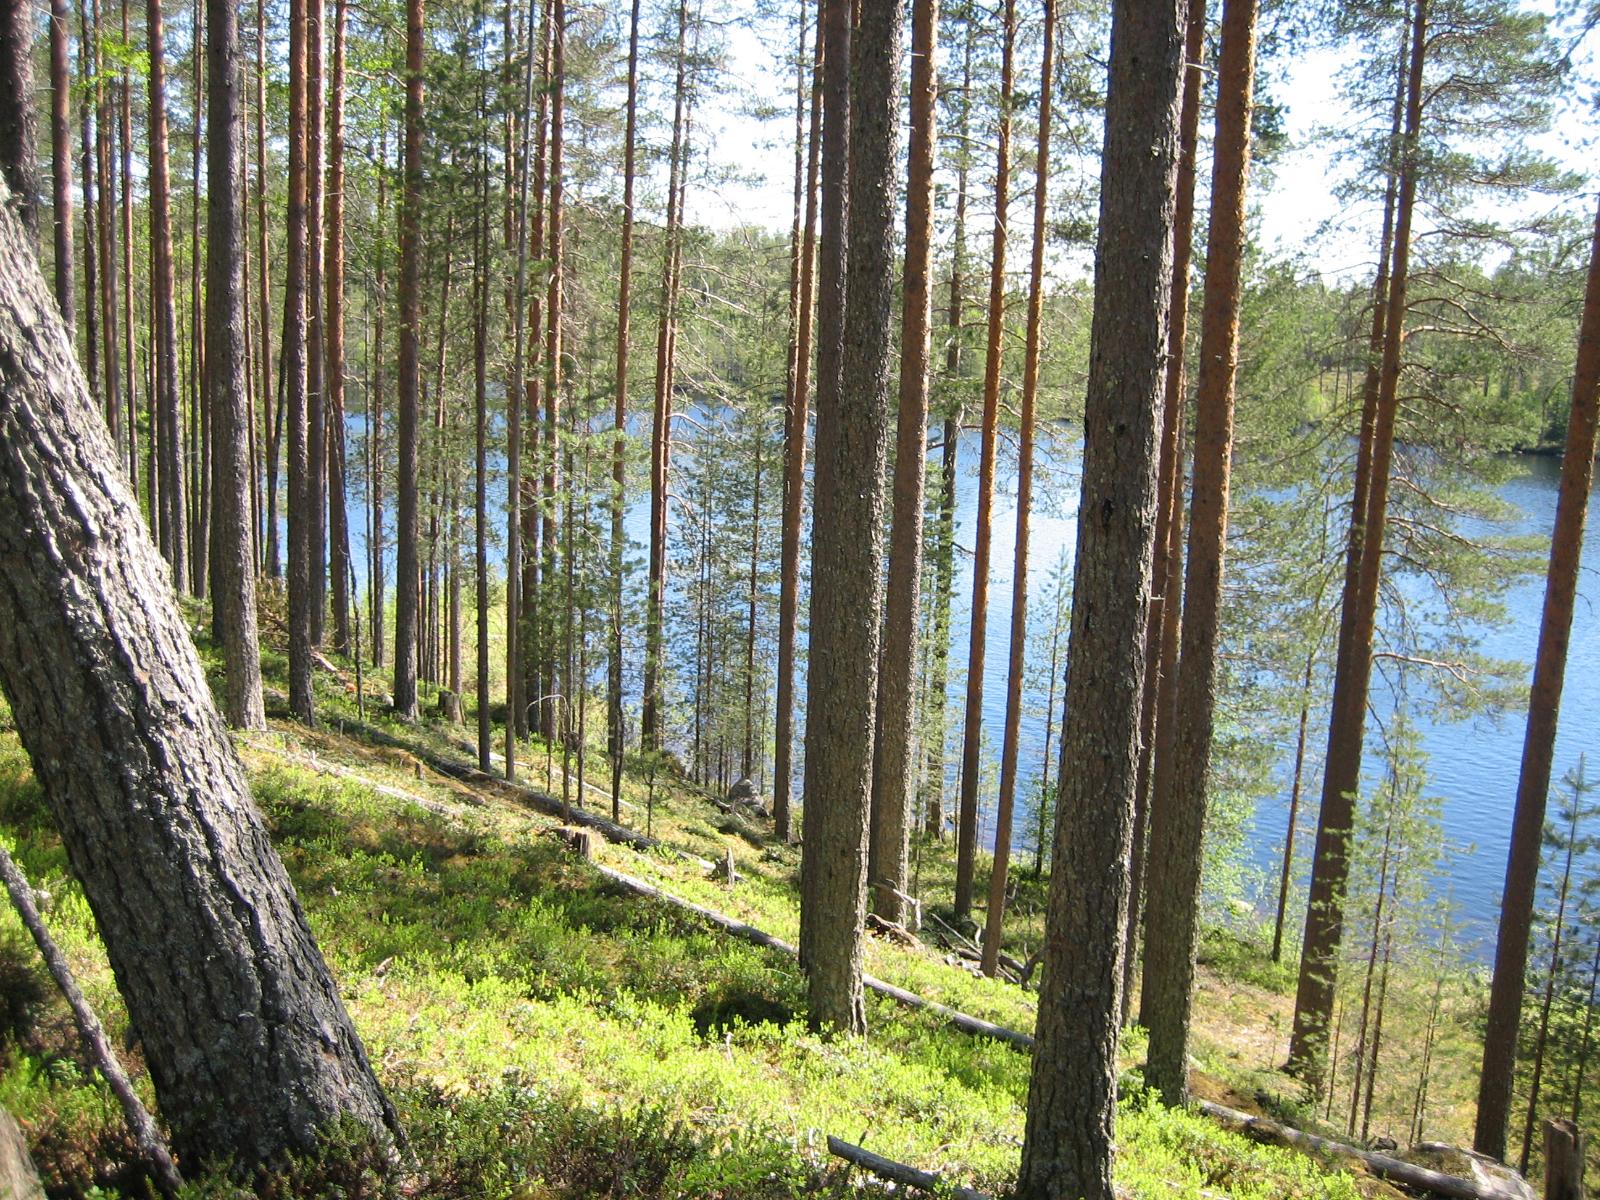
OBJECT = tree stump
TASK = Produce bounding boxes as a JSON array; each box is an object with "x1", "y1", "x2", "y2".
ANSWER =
[
  {"x1": 708, "y1": 847, "x2": 738, "y2": 887},
  {"x1": 437, "y1": 690, "x2": 464, "y2": 724},
  {"x1": 552, "y1": 826, "x2": 594, "y2": 859},
  {"x1": 1545, "y1": 1118, "x2": 1585, "y2": 1200}
]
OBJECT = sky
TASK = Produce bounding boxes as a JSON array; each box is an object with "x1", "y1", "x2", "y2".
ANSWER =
[{"x1": 678, "y1": 3, "x2": 1598, "y2": 282}]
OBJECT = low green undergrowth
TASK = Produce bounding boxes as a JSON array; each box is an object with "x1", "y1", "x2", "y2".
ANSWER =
[{"x1": 0, "y1": 672, "x2": 1372, "y2": 1200}]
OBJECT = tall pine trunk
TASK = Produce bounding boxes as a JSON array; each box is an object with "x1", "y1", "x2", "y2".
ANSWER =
[
  {"x1": 391, "y1": 0, "x2": 425, "y2": 720},
  {"x1": 799, "y1": 0, "x2": 901, "y2": 1037},
  {"x1": 474, "y1": 54, "x2": 491, "y2": 772},
  {"x1": 642, "y1": 0, "x2": 691, "y2": 754},
  {"x1": 285, "y1": 0, "x2": 315, "y2": 722},
  {"x1": 255, "y1": 0, "x2": 276, "y2": 578},
  {"x1": 921, "y1": 16, "x2": 972, "y2": 838},
  {"x1": 1290, "y1": 0, "x2": 1426, "y2": 1083},
  {"x1": 326, "y1": 0, "x2": 350, "y2": 655},
  {"x1": 609, "y1": 0, "x2": 641, "y2": 819},
  {"x1": 1475, "y1": 190, "x2": 1600, "y2": 1160},
  {"x1": 206, "y1": 0, "x2": 267, "y2": 729},
  {"x1": 119, "y1": 0, "x2": 138, "y2": 488},
  {"x1": 1139, "y1": 0, "x2": 1258, "y2": 1103},
  {"x1": 543, "y1": 0, "x2": 566, "y2": 751},
  {"x1": 773, "y1": 4, "x2": 822, "y2": 843},
  {"x1": 1124, "y1": 0, "x2": 1204, "y2": 1020},
  {"x1": 868, "y1": 0, "x2": 937, "y2": 926},
  {"x1": 370, "y1": 127, "x2": 388, "y2": 661},
  {"x1": 50, "y1": 0, "x2": 75, "y2": 333},
  {"x1": 0, "y1": 0, "x2": 39, "y2": 239},
  {"x1": 93, "y1": 0, "x2": 124, "y2": 458},
  {"x1": 149, "y1": 0, "x2": 189, "y2": 593},
  {"x1": 306, "y1": 0, "x2": 326, "y2": 644},
  {"x1": 953, "y1": 0, "x2": 1016, "y2": 920},
  {"x1": 981, "y1": 0, "x2": 1051, "y2": 976},
  {"x1": 1015, "y1": 0, "x2": 1186, "y2": 1193}
]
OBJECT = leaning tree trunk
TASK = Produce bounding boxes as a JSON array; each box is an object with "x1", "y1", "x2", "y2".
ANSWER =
[
  {"x1": 0, "y1": 174, "x2": 398, "y2": 1172},
  {"x1": 1475, "y1": 188, "x2": 1600, "y2": 1161},
  {"x1": 205, "y1": 0, "x2": 266, "y2": 730},
  {"x1": 1015, "y1": 0, "x2": 1186, "y2": 1195}
]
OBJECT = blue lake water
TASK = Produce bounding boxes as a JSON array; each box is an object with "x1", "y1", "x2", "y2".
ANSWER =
[
  {"x1": 932, "y1": 438, "x2": 1599, "y2": 956},
  {"x1": 338, "y1": 412, "x2": 1597, "y2": 954}
]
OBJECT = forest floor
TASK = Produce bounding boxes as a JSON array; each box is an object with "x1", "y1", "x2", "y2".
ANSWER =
[{"x1": 0, "y1": 610, "x2": 1497, "y2": 1199}]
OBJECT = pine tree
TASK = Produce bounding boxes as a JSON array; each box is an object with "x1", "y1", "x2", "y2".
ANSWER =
[{"x1": 1016, "y1": 1, "x2": 1187, "y2": 1193}]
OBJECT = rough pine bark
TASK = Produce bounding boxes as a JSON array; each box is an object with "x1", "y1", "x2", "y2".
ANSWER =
[
  {"x1": 1475, "y1": 191, "x2": 1600, "y2": 1160},
  {"x1": 392, "y1": 0, "x2": 425, "y2": 721},
  {"x1": 867, "y1": 0, "x2": 936, "y2": 925},
  {"x1": 285, "y1": 0, "x2": 315, "y2": 722},
  {"x1": 1138, "y1": 0, "x2": 1257, "y2": 1104},
  {"x1": 1124, "y1": 0, "x2": 1203, "y2": 1020},
  {"x1": 0, "y1": 175, "x2": 398, "y2": 1172},
  {"x1": 206, "y1": 0, "x2": 266, "y2": 729},
  {"x1": 0, "y1": 1, "x2": 38, "y2": 240},
  {"x1": 1014, "y1": 0, "x2": 1186, "y2": 1195},
  {"x1": 799, "y1": 0, "x2": 902, "y2": 1035}
]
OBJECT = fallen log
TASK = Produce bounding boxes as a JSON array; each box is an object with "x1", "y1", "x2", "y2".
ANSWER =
[
  {"x1": 451, "y1": 739, "x2": 639, "y2": 814},
  {"x1": 333, "y1": 717, "x2": 713, "y2": 869},
  {"x1": 1195, "y1": 1101, "x2": 1526, "y2": 1200},
  {"x1": 306, "y1": 708, "x2": 1517, "y2": 1200},
  {"x1": 584, "y1": 865, "x2": 1520, "y2": 1200},
  {"x1": 242, "y1": 737, "x2": 477, "y2": 818},
  {"x1": 590, "y1": 863, "x2": 798, "y2": 957},
  {"x1": 826, "y1": 1136, "x2": 992, "y2": 1200},
  {"x1": 588, "y1": 863, "x2": 1035, "y2": 1050},
  {"x1": 0, "y1": 846, "x2": 183, "y2": 1196}
]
